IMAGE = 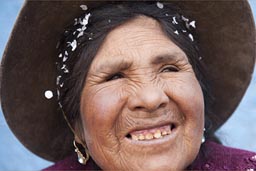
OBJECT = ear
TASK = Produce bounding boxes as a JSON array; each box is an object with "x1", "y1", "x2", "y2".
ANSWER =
[{"x1": 74, "y1": 115, "x2": 86, "y2": 145}]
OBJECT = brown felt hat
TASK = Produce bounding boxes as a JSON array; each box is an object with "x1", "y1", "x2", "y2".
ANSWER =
[{"x1": 1, "y1": 0, "x2": 255, "y2": 162}]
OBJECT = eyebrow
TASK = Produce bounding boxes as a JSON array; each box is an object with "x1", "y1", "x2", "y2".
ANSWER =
[
  {"x1": 151, "y1": 54, "x2": 181, "y2": 65},
  {"x1": 94, "y1": 53, "x2": 183, "y2": 73},
  {"x1": 95, "y1": 58, "x2": 132, "y2": 73}
]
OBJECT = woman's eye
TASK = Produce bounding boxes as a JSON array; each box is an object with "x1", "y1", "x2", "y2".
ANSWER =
[
  {"x1": 161, "y1": 65, "x2": 179, "y2": 73},
  {"x1": 106, "y1": 73, "x2": 124, "y2": 81}
]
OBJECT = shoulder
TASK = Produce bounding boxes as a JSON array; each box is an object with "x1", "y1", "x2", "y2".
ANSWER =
[
  {"x1": 42, "y1": 141, "x2": 256, "y2": 170},
  {"x1": 188, "y1": 141, "x2": 256, "y2": 170},
  {"x1": 42, "y1": 154, "x2": 100, "y2": 170}
]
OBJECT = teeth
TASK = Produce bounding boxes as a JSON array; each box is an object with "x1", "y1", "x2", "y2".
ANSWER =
[
  {"x1": 145, "y1": 133, "x2": 154, "y2": 140},
  {"x1": 138, "y1": 134, "x2": 145, "y2": 140},
  {"x1": 162, "y1": 130, "x2": 167, "y2": 136},
  {"x1": 130, "y1": 125, "x2": 173, "y2": 141},
  {"x1": 131, "y1": 134, "x2": 138, "y2": 141},
  {"x1": 167, "y1": 129, "x2": 172, "y2": 135},
  {"x1": 153, "y1": 130, "x2": 162, "y2": 139}
]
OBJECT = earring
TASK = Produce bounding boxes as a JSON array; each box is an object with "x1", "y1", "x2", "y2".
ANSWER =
[
  {"x1": 201, "y1": 128, "x2": 206, "y2": 143},
  {"x1": 73, "y1": 140, "x2": 90, "y2": 165}
]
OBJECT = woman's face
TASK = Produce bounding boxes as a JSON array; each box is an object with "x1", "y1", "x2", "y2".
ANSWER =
[{"x1": 79, "y1": 16, "x2": 204, "y2": 170}]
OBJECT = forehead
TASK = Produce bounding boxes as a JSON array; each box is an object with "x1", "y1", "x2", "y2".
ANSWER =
[
  {"x1": 112, "y1": 15, "x2": 162, "y2": 35},
  {"x1": 91, "y1": 16, "x2": 186, "y2": 67},
  {"x1": 102, "y1": 16, "x2": 172, "y2": 49}
]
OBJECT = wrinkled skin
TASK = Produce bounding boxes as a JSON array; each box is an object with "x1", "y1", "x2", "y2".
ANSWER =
[{"x1": 78, "y1": 16, "x2": 204, "y2": 170}]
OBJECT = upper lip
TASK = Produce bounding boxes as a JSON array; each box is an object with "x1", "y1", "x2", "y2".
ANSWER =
[{"x1": 123, "y1": 109, "x2": 181, "y2": 138}]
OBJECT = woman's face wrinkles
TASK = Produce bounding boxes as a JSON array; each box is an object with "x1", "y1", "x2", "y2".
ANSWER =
[{"x1": 79, "y1": 16, "x2": 204, "y2": 170}]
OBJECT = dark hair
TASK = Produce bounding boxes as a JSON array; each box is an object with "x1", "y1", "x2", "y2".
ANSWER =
[{"x1": 57, "y1": 2, "x2": 215, "y2": 141}]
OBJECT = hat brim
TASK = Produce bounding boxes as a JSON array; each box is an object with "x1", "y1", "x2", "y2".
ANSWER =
[{"x1": 1, "y1": 1, "x2": 255, "y2": 162}]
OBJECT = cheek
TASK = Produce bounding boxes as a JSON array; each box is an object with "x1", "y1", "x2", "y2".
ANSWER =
[
  {"x1": 165, "y1": 73, "x2": 204, "y2": 138},
  {"x1": 79, "y1": 83, "x2": 129, "y2": 163},
  {"x1": 164, "y1": 73, "x2": 204, "y2": 165},
  {"x1": 166, "y1": 74, "x2": 204, "y2": 120},
  {"x1": 80, "y1": 85, "x2": 125, "y2": 138}
]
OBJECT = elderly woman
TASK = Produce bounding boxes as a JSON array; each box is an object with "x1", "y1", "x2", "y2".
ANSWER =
[{"x1": 1, "y1": 1, "x2": 256, "y2": 170}]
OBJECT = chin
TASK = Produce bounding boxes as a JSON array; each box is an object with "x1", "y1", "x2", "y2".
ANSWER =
[
  {"x1": 125, "y1": 154, "x2": 189, "y2": 171},
  {"x1": 140, "y1": 158, "x2": 184, "y2": 171}
]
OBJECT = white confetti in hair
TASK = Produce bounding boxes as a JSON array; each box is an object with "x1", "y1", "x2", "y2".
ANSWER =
[
  {"x1": 74, "y1": 18, "x2": 78, "y2": 25},
  {"x1": 156, "y1": 2, "x2": 164, "y2": 9},
  {"x1": 63, "y1": 55, "x2": 68, "y2": 62},
  {"x1": 61, "y1": 64, "x2": 69, "y2": 73},
  {"x1": 189, "y1": 21, "x2": 196, "y2": 28},
  {"x1": 172, "y1": 16, "x2": 178, "y2": 24},
  {"x1": 80, "y1": 5, "x2": 88, "y2": 11},
  {"x1": 76, "y1": 26, "x2": 86, "y2": 38},
  {"x1": 67, "y1": 39, "x2": 77, "y2": 51},
  {"x1": 55, "y1": 5, "x2": 93, "y2": 107},
  {"x1": 80, "y1": 13, "x2": 91, "y2": 26},
  {"x1": 174, "y1": 30, "x2": 179, "y2": 35},
  {"x1": 57, "y1": 89, "x2": 60, "y2": 97},
  {"x1": 77, "y1": 27, "x2": 83, "y2": 32},
  {"x1": 75, "y1": 13, "x2": 91, "y2": 39},
  {"x1": 181, "y1": 15, "x2": 189, "y2": 22},
  {"x1": 61, "y1": 64, "x2": 66, "y2": 69},
  {"x1": 77, "y1": 31, "x2": 84, "y2": 38},
  {"x1": 58, "y1": 102, "x2": 63, "y2": 108},
  {"x1": 63, "y1": 68, "x2": 69, "y2": 73},
  {"x1": 188, "y1": 34, "x2": 194, "y2": 41},
  {"x1": 56, "y1": 75, "x2": 61, "y2": 85}
]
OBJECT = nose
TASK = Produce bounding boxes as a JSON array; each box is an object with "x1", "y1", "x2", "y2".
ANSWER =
[{"x1": 127, "y1": 84, "x2": 169, "y2": 112}]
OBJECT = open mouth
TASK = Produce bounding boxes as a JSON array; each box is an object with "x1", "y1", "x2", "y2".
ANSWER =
[{"x1": 126, "y1": 124, "x2": 176, "y2": 141}]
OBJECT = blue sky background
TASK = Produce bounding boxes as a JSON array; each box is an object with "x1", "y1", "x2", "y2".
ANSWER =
[{"x1": 0, "y1": 0, "x2": 256, "y2": 170}]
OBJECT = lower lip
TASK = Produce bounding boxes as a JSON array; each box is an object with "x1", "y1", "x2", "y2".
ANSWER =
[{"x1": 124, "y1": 125, "x2": 178, "y2": 146}]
